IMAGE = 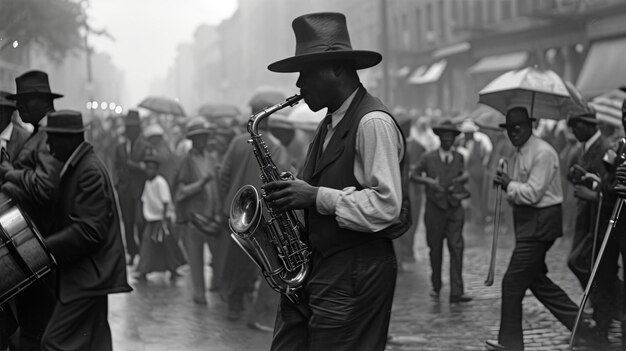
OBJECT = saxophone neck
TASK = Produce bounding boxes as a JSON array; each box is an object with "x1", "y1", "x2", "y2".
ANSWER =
[{"x1": 248, "y1": 94, "x2": 303, "y2": 137}]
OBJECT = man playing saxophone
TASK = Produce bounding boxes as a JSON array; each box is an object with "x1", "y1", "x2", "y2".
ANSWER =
[{"x1": 262, "y1": 12, "x2": 408, "y2": 351}]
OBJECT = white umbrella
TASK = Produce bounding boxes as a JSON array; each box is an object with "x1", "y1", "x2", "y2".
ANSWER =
[
  {"x1": 478, "y1": 67, "x2": 571, "y2": 120},
  {"x1": 588, "y1": 89, "x2": 626, "y2": 127}
]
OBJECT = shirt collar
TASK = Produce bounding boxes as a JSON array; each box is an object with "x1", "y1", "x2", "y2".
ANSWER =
[
  {"x1": 517, "y1": 134, "x2": 537, "y2": 154},
  {"x1": 583, "y1": 130, "x2": 602, "y2": 153},
  {"x1": 438, "y1": 148, "x2": 454, "y2": 161},
  {"x1": 0, "y1": 122, "x2": 14, "y2": 142},
  {"x1": 328, "y1": 88, "x2": 359, "y2": 129}
]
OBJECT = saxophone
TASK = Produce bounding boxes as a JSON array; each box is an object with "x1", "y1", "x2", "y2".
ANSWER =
[{"x1": 229, "y1": 94, "x2": 310, "y2": 304}]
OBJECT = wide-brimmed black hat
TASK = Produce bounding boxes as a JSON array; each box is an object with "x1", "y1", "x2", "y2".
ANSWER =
[
  {"x1": 0, "y1": 91, "x2": 16, "y2": 109},
  {"x1": 125, "y1": 109, "x2": 141, "y2": 126},
  {"x1": 567, "y1": 111, "x2": 599, "y2": 127},
  {"x1": 41, "y1": 110, "x2": 85, "y2": 134},
  {"x1": 7, "y1": 70, "x2": 63, "y2": 100},
  {"x1": 268, "y1": 12, "x2": 382, "y2": 73},
  {"x1": 498, "y1": 107, "x2": 537, "y2": 128},
  {"x1": 432, "y1": 121, "x2": 461, "y2": 136}
]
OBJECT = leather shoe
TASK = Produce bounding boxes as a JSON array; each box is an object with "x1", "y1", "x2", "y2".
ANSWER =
[
  {"x1": 450, "y1": 294, "x2": 473, "y2": 303},
  {"x1": 485, "y1": 340, "x2": 510, "y2": 350},
  {"x1": 247, "y1": 321, "x2": 273, "y2": 333}
]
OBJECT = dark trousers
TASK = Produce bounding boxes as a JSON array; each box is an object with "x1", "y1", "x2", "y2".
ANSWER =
[
  {"x1": 423, "y1": 203, "x2": 465, "y2": 297},
  {"x1": 14, "y1": 275, "x2": 56, "y2": 351},
  {"x1": 498, "y1": 240, "x2": 579, "y2": 351},
  {"x1": 42, "y1": 296, "x2": 111, "y2": 351},
  {"x1": 271, "y1": 239, "x2": 396, "y2": 351},
  {"x1": 118, "y1": 192, "x2": 143, "y2": 257}
]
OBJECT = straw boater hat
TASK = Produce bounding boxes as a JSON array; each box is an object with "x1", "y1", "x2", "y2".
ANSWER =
[
  {"x1": 432, "y1": 120, "x2": 461, "y2": 137},
  {"x1": 0, "y1": 91, "x2": 16, "y2": 109},
  {"x1": 459, "y1": 119, "x2": 479, "y2": 133},
  {"x1": 7, "y1": 70, "x2": 63, "y2": 100},
  {"x1": 268, "y1": 12, "x2": 382, "y2": 73},
  {"x1": 41, "y1": 110, "x2": 85, "y2": 134}
]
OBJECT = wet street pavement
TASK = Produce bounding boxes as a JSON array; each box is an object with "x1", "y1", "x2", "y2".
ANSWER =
[{"x1": 109, "y1": 218, "x2": 622, "y2": 351}]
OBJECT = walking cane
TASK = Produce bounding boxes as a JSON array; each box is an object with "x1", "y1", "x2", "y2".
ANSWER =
[
  {"x1": 485, "y1": 158, "x2": 507, "y2": 287},
  {"x1": 569, "y1": 197, "x2": 624, "y2": 349},
  {"x1": 591, "y1": 188, "x2": 603, "y2": 268}
]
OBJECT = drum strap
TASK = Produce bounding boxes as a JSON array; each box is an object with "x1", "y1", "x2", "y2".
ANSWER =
[{"x1": 0, "y1": 226, "x2": 35, "y2": 278}]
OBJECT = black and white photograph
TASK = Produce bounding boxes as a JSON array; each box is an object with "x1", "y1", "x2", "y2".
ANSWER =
[{"x1": 2, "y1": 0, "x2": 626, "y2": 350}]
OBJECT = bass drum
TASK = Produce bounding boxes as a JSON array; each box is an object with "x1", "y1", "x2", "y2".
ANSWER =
[{"x1": 0, "y1": 192, "x2": 56, "y2": 305}]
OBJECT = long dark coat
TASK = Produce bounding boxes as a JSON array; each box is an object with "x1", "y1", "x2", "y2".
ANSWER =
[{"x1": 46, "y1": 142, "x2": 131, "y2": 303}]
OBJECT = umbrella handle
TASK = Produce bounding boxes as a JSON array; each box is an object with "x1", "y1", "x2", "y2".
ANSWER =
[{"x1": 530, "y1": 91, "x2": 535, "y2": 120}]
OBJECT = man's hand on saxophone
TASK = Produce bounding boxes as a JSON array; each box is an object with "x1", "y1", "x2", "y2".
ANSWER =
[{"x1": 263, "y1": 179, "x2": 319, "y2": 213}]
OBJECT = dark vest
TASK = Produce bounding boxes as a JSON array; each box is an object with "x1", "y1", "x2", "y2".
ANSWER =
[{"x1": 301, "y1": 86, "x2": 408, "y2": 257}]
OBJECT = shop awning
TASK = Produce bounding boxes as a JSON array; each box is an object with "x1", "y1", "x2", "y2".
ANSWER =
[
  {"x1": 407, "y1": 60, "x2": 447, "y2": 85},
  {"x1": 468, "y1": 52, "x2": 528, "y2": 74},
  {"x1": 577, "y1": 37, "x2": 626, "y2": 97}
]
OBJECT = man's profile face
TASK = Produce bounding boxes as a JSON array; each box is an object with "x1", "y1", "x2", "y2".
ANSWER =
[
  {"x1": 505, "y1": 109, "x2": 533, "y2": 147},
  {"x1": 296, "y1": 63, "x2": 335, "y2": 112}
]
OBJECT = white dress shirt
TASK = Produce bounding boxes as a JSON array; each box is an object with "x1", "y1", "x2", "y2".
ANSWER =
[
  {"x1": 0, "y1": 122, "x2": 14, "y2": 151},
  {"x1": 506, "y1": 135, "x2": 563, "y2": 207},
  {"x1": 315, "y1": 88, "x2": 405, "y2": 232}
]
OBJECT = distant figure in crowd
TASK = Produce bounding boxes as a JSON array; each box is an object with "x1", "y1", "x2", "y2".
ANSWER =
[
  {"x1": 40, "y1": 110, "x2": 131, "y2": 351},
  {"x1": 394, "y1": 116, "x2": 425, "y2": 269},
  {"x1": 411, "y1": 120, "x2": 471, "y2": 303},
  {"x1": 263, "y1": 12, "x2": 408, "y2": 351},
  {"x1": 174, "y1": 117, "x2": 220, "y2": 305},
  {"x1": 2, "y1": 70, "x2": 63, "y2": 351},
  {"x1": 566, "y1": 110, "x2": 617, "y2": 346},
  {"x1": 0, "y1": 90, "x2": 33, "y2": 351},
  {"x1": 488, "y1": 107, "x2": 598, "y2": 351},
  {"x1": 134, "y1": 153, "x2": 185, "y2": 282},
  {"x1": 143, "y1": 123, "x2": 178, "y2": 185},
  {"x1": 219, "y1": 89, "x2": 293, "y2": 329},
  {"x1": 113, "y1": 109, "x2": 151, "y2": 266},
  {"x1": 458, "y1": 119, "x2": 492, "y2": 226}
]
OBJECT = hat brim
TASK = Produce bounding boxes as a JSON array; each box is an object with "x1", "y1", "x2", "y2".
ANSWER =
[
  {"x1": 432, "y1": 127, "x2": 461, "y2": 136},
  {"x1": 6, "y1": 92, "x2": 63, "y2": 100},
  {"x1": 186, "y1": 130, "x2": 211, "y2": 138},
  {"x1": 498, "y1": 117, "x2": 537, "y2": 129},
  {"x1": 567, "y1": 116, "x2": 599, "y2": 125},
  {"x1": 41, "y1": 126, "x2": 85, "y2": 134},
  {"x1": 268, "y1": 50, "x2": 382, "y2": 73}
]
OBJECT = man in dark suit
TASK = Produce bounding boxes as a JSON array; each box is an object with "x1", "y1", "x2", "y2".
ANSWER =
[
  {"x1": 566, "y1": 111, "x2": 617, "y2": 344},
  {"x1": 0, "y1": 90, "x2": 31, "y2": 350},
  {"x1": 411, "y1": 120, "x2": 471, "y2": 303},
  {"x1": 40, "y1": 110, "x2": 131, "y2": 351},
  {"x1": 1, "y1": 71, "x2": 63, "y2": 351},
  {"x1": 113, "y1": 109, "x2": 151, "y2": 265},
  {"x1": 262, "y1": 12, "x2": 409, "y2": 351}
]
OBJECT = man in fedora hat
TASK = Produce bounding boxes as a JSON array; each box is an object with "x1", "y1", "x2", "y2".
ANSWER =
[
  {"x1": 0, "y1": 70, "x2": 64, "y2": 351},
  {"x1": 37, "y1": 110, "x2": 131, "y2": 350},
  {"x1": 262, "y1": 12, "x2": 409, "y2": 350},
  {"x1": 565, "y1": 110, "x2": 618, "y2": 345},
  {"x1": 411, "y1": 120, "x2": 471, "y2": 303},
  {"x1": 487, "y1": 107, "x2": 597, "y2": 350},
  {"x1": 113, "y1": 109, "x2": 152, "y2": 266},
  {"x1": 173, "y1": 117, "x2": 219, "y2": 305}
]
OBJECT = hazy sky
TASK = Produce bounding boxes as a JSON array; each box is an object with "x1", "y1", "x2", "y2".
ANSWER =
[{"x1": 88, "y1": 0, "x2": 237, "y2": 106}]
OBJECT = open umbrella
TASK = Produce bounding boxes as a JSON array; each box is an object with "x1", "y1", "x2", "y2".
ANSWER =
[
  {"x1": 197, "y1": 103, "x2": 240, "y2": 120},
  {"x1": 139, "y1": 96, "x2": 186, "y2": 117},
  {"x1": 478, "y1": 67, "x2": 571, "y2": 120}
]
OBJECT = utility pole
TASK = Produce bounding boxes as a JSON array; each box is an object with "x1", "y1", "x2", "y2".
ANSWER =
[{"x1": 380, "y1": 0, "x2": 390, "y2": 104}]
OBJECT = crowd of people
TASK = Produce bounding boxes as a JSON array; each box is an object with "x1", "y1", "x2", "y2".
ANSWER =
[{"x1": 2, "y1": 10, "x2": 626, "y2": 351}]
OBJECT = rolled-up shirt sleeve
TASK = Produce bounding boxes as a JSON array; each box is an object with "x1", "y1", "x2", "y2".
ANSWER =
[
  {"x1": 506, "y1": 149, "x2": 557, "y2": 206},
  {"x1": 316, "y1": 111, "x2": 404, "y2": 232}
]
